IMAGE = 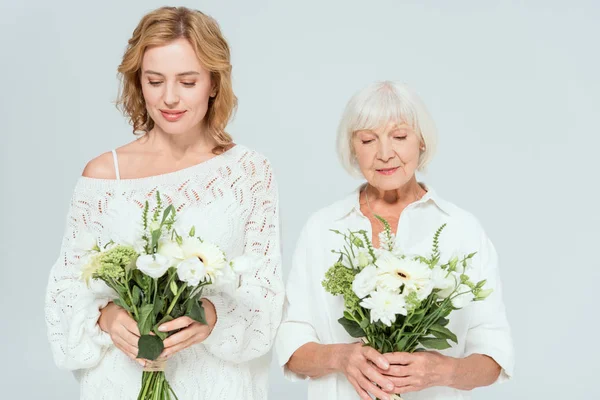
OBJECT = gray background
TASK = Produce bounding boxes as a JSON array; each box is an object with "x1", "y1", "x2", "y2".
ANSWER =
[{"x1": 1, "y1": 0, "x2": 598, "y2": 398}]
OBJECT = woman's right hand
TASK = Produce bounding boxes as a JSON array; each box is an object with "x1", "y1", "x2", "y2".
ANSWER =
[
  {"x1": 335, "y1": 342, "x2": 396, "y2": 400},
  {"x1": 98, "y1": 302, "x2": 145, "y2": 366}
]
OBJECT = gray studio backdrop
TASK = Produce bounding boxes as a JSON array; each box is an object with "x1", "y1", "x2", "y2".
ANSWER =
[{"x1": 1, "y1": 0, "x2": 598, "y2": 399}]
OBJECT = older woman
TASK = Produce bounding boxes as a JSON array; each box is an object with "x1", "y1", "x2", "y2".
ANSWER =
[{"x1": 275, "y1": 81, "x2": 514, "y2": 400}]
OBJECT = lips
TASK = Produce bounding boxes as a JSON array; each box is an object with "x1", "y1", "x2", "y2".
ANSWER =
[
  {"x1": 160, "y1": 110, "x2": 186, "y2": 122},
  {"x1": 376, "y1": 167, "x2": 399, "y2": 176}
]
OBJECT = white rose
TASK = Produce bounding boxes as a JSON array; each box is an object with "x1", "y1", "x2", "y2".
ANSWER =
[
  {"x1": 451, "y1": 284, "x2": 475, "y2": 308},
  {"x1": 176, "y1": 257, "x2": 208, "y2": 286},
  {"x1": 136, "y1": 254, "x2": 171, "y2": 279},
  {"x1": 352, "y1": 265, "x2": 379, "y2": 299},
  {"x1": 158, "y1": 240, "x2": 184, "y2": 265}
]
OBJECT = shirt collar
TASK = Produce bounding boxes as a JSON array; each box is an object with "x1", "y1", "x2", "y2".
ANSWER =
[{"x1": 333, "y1": 182, "x2": 453, "y2": 221}]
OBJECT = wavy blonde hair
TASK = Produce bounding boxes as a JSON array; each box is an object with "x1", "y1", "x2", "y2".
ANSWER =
[{"x1": 116, "y1": 7, "x2": 237, "y2": 152}]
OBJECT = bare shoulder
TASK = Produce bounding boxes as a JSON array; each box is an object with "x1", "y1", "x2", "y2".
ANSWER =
[{"x1": 82, "y1": 151, "x2": 117, "y2": 179}]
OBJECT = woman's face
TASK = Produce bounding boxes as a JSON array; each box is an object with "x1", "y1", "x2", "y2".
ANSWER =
[
  {"x1": 352, "y1": 120, "x2": 423, "y2": 191},
  {"x1": 141, "y1": 38, "x2": 214, "y2": 136}
]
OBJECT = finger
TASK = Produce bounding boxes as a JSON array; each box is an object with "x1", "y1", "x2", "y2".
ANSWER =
[
  {"x1": 362, "y1": 364, "x2": 394, "y2": 393},
  {"x1": 357, "y1": 373, "x2": 392, "y2": 400},
  {"x1": 362, "y1": 347, "x2": 390, "y2": 370},
  {"x1": 376, "y1": 364, "x2": 410, "y2": 377},
  {"x1": 119, "y1": 325, "x2": 142, "y2": 348},
  {"x1": 113, "y1": 336, "x2": 139, "y2": 361},
  {"x1": 347, "y1": 376, "x2": 372, "y2": 400},
  {"x1": 388, "y1": 376, "x2": 412, "y2": 388},
  {"x1": 161, "y1": 334, "x2": 198, "y2": 358},
  {"x1": 158, "y1": 316, "x2": 193, "y2": 332},
  {"x1": 121, "y1": 317, "x2": 141, "y2": 337},
  {"x1": 163, "y1": 324, "x2": 198, "y2": 348},
  {"x1": 384, "y1": 351, "x2": 412, "y2": 366}
]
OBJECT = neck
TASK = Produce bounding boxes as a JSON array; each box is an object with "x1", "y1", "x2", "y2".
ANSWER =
[
  {"x1": 143, "y1": 123, "x2": 217, "y2": 158},
  {"x1": 365, "y1": 177, "x2": 425, "y2": 207}
]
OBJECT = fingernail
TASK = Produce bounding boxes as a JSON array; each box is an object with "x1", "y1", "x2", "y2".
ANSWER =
[
  {"x1": 158, "y1": 325, "x2": 167, "y2": 332},
  {"x1": 386, "y1": 383, "x2": 394, "y2": 390},
  {"x1": 137, "y1": 360, "x2": 145, "y2": 367}
]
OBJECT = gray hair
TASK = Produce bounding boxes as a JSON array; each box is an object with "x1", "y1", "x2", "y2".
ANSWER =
[{"x1": 336, "y1": 81, "x2": 438, "y2": 177}]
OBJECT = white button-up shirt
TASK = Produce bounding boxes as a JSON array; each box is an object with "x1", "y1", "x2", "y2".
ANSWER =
[{"x1": 275, "y1": 184, "x2": 514, "y2": 400}]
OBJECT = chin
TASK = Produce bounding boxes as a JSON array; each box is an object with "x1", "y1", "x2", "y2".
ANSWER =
[{"x1": 369, "y1": 177, "x2": 410, "y2": 191}]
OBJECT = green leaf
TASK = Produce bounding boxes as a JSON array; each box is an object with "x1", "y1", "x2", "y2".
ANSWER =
[
  {"x1": 132, "y1": 286, "x2": 142, "y2": 307},
  {"x1": 137, "y1": 334, "x2": 164, "y2": 360},
  {"x1": 171, "y1": 304, "x2": 186, "y2": 319},
  {"x1": 137, "y1": 304, "x2": 155, "y2": 335},
  {"x1": 113, "y1": 298, "x2": 132, "y2": 313},
  {"x1": 151, "y1": 229, "x2": 161, "y2": 251},
  {"x1": 152, "y1": 298, "x2": 164, "y2": 318},
  {"x1": 152, "y1": 325, "x2": 168, "y2": 341},
  {"x1": 419, "y1": 337, "x2": 452, "y2": 350},
  {"x1": 160, "y1": 205, "x2": 175, "y2": 226},
  {"x1": 436, "y1": 317, "x2": 450, "y2": 326},
  {"x1": 428, "y1": 324, "x2": 458, "y2": 343},
  {"x1": 189, "y1": 226, "x2": 196, "y2": 237},
  {"x1": 170, "y1": 280, "x2": 178, "y2": 296},
  {"x1": 395, "y1": 336, "x2": 411, "y2": 352},
  {"x1": 187, "y1": 300, "x2": 207, "y2": 324},
  {"x1": 337, "y1": 317, "x2": 365, "y2": 338}
]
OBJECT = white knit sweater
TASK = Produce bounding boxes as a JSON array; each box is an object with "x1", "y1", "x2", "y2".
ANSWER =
[{"x1": 45, "y1": 145, "x2": 284, "y2": 399}]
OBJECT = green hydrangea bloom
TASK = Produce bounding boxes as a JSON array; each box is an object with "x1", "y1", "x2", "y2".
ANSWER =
[
  {"x1": 322, "y1": 262, "x2": 361, "y2": 312},
  {"x1": 94, "y1": 245, "x2": 138, "y2": 281}
]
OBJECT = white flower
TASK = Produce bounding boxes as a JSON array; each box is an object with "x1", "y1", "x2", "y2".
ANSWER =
[
  {"x1": 375, "y1": 253, "x2": 432, "y2": 296},
  {"x1": 431, "y1": 265, "x2": 458, "y2": 299},
  {"x1": 378, "y1": 231, "x2": 396, "y2": 251},
  {"x1": 451, "y1": 284, "x2": 475, "y2": 308},
  {"x1": 176, "y1": 257, "x2": 208, "y2": 286},
  {"x1": 158, "y1": 239, "x2": 184, "y2": 265},
  {"x1": 360, "y1": 289, "x2": 407, "y2": 326},
  {"x1": 136, "y1": 254, "x2": 171, "y2": 279},
  {"x1": 354, "y1": 249, "x2": 372, "y2": 269},
  {"x1": 352, "y1": 265, "x2": 379, "y2": 299},
  {"x1": 180, "y1": 238, "x2": 226, "y2": 281}
]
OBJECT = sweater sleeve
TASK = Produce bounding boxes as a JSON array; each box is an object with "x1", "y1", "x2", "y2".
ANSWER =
[
  {"x1": 45, "y1": 181, "x2": 114, "y2": 370},
  {"x1": 202, "y1": 159, "x2": 285, "y2": 363}
]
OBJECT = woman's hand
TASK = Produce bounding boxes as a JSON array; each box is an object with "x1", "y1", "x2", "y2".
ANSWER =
[
  {"x1": 335, "y1": 343, "x2": 396, "y2": 400},
  {"x1": 377, "y1": 351, "x2": 457, "y2": 394},
  {"x1": 158, "y1": 299, "x2": 218, "y2": 358},
  {"x1": 98, "y1": 302, "x2": 146, "y2": 366}
]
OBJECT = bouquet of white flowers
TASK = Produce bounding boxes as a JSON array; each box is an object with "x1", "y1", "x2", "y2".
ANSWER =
[
  {"x1": 322, "y1": 217, "x2": 493, "y2": 400},
  {"x1": 78, "y1": 191, "x2": 242, "y2": 400}
]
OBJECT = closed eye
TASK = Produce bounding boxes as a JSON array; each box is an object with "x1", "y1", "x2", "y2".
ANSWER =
[
  {"x1": 148, "y1": 81, "x2": 163, "y2": 86},
  {"x1": 394, "y1": 136, "x2": 407, "y2": 140},
  {"x1": 361, "y1": 139, "x2": 375, "y2": 144}
]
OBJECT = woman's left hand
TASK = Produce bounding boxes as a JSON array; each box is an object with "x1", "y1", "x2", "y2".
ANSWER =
[
  {"x1": 158, "y1": 299, "x2": 217, "y2": 358},
  {"x1": 377, "y1": 351, "x2": 457, "y2": 395}
]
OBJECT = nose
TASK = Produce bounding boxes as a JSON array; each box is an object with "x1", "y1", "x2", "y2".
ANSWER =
[
  {"x1": 163, "y1": 82, "x2": 180, "y2": 106},
  {"x1": 376, "y1": 139, "x2": 395, "y2": 162}
]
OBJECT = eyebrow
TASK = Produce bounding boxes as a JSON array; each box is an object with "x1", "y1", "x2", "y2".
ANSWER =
[{"x1": 143, "y1": 70, "x2": 200, "y2": 77}]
